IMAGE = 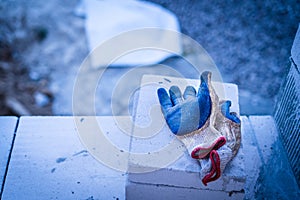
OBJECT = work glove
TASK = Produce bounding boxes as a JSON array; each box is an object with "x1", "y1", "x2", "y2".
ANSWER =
[{"x1": 157, "y1": 71, "x2": 241, "y2": 186}]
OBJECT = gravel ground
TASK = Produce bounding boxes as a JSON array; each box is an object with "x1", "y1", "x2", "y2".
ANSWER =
[
  {"x1": 147, "y1": 0, "x2": 300, "y2": 115},
  {"x1": 0, "y1": 0, "x2": 88, "y2": 115},
  {"x1": 0, "y1": 0, "x2": 299, "y2": 115}
]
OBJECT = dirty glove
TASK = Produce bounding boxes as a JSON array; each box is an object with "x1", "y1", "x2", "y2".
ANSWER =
[
  {"x1": 157, "y1": 72, "x2": 226, "y2": 160},
  {"x1": 157, "y1": 72, "x2": 241, "y2": 186}
]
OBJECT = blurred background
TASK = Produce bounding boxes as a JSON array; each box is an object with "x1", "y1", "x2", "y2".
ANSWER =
[{"x1": 0, "y1": 0, "x2": 299, "y2": 116}]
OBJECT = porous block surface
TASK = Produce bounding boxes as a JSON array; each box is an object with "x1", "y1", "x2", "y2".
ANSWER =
[
  {"x1": 2, "y1": 116, "x2": 128, "y2": 200},
  {"x1": 0, "y1": 117, "x2": 18, "y2": 191},
  {"x1": 248, "y1": 116, "x2": 300, "y2": 199},
  {"x1": 126, "y1": 182, "x2": 244, "y2": 200}
]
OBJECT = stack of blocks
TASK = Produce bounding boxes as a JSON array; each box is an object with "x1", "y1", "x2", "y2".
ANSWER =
[
  {"x1": 126, "y1": 75, "x2": 246, "y2": 199},
  {"x1": 1, "y1": 75, "x2": 298, "y2": 199}
]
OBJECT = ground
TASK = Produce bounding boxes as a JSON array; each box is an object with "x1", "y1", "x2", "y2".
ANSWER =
[{"x1": 0, "y1": 0, "x2": 299, "y2": 116}]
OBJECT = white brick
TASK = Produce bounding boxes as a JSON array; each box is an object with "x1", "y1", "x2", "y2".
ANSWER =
[
  {"x1": 249, "y1": 116, "x2": 278, "y2": 162},
  {"x1": 239, "y1": 116, "x2": 261, "y2": 200},
  {"x1": 0, "y1": 117, "x2": 18, "y2": 191},
  {"x1": 2, "y1": 116, "x2": 128, "y2": 200},
  {"x1": 249, "y1": 116, "x2": 300, "y2": 199},
  {"x1": 128, "y1": 75, "x2": 245, "y2": 197}
]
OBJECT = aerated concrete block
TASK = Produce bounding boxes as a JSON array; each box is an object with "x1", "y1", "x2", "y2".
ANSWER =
[
  {"x1": 127, "y1": 75, "x2": 245, "y2": 199},
  {"x1": 0, "y1": 117, "x2": 18, "y2": 191},
  {"x1": 240, "y1": 116, "x2": 261, "y2": 199},
  {"x1": 126, "y1": 182, "x2": 244, "y2": 200},
  {"x1": 2, "y1": 116, "x2": 129, "y2": 200},
  {"x1": 249, "y1": 116, "x2": 300, "y2": 199}
]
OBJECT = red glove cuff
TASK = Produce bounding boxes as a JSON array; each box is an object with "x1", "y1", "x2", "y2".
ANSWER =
[
  {"x1": 191, "y1": 136, "x2": 226, "y2": 159},
  {"x1": 202, "y1": 150, "x2": 221, "y2": 186}
]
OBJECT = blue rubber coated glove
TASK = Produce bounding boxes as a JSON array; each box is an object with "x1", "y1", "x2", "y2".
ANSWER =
[
  {"x1": 157, "y1": 72, "x2": 212, "y2": 135},
  {"x1": 157, "y1": 71, "x2": 241, "y2": 186},
  {"x1": 221, "y1": 100, "x2": 241, "y2": 124},
  {"x1": 157, "y1": 71, "x2": 226, "y2": 161}
]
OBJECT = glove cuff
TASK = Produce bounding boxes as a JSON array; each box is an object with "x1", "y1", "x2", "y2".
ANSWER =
[
  {"x1": 201, "y1": 150, "x2": 221, "y2": 186},
  {"x1": 178, "y1": 126, "x2": 226, "y2": 160},
  {"x1": 191, "y1": 136, "x2": 226, "y2": 159}
]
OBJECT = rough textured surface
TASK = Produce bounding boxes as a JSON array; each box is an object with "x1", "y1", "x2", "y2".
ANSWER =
[
  {"x1": 240, "y1": 116, "x2": 261, "y2": 200},
  {"x1": 1, "y1": 116, "x2": 127, "y2": 200},
  {"x1": 249, "y1": 116, "x2": 300, "y2": 199},
  {"x1": 277, "y1": 25, "x2": 300, "y2": 186},
  {"x1": 0, "y1": 115, "x2": 298, "y2": 199},
  {"x1": 126, "y1": 182, "x2": 244, "y2": 200},
  {"x1": 0, "y1": 117, "x2": 18, "y2": 194}
]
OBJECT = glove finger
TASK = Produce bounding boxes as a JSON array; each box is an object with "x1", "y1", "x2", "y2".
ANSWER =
[
  {"x1": 197, "y1": 71, "x2": 210, "y2": 97},
  {"x1": 221, "y1": 100, "x2": 241, "y2": 123},
  {"x1": 183, "y1": 86, "x2": 196, "y2": 99},
  {"x1": 197, "y1": 72, "x2": 211, "y2": 128},
  {"x1": 157, "y1": 88, "x2": 173, "y2": 115},
  {"x1": 169, "y1": 86, "x2": 183, "y2": 105}
]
